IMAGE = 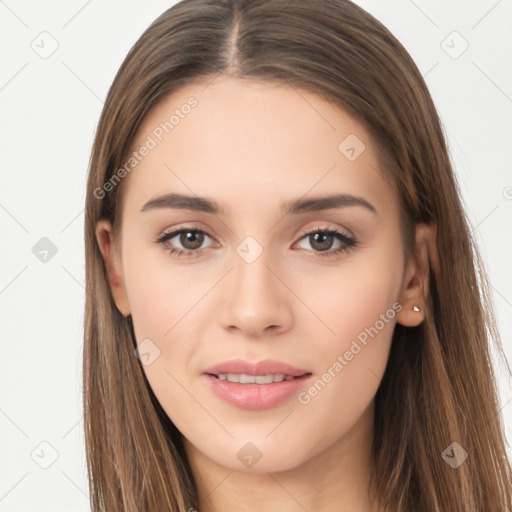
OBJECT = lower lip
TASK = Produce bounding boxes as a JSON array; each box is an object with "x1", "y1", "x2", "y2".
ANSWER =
[{"x1": 202, "y1": 374, "x2": 312, "y2": 411}]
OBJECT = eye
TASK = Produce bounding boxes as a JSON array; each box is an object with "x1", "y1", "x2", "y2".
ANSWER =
[
  {"x1": 155, "y1": 227, "x2": 216, "y2": 258},
  {"x1": 294, "y1": 226, "x2": 357, "y2": 258}
]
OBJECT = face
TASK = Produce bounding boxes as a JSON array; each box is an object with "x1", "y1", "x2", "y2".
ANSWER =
[{"x1": 96, "y1": 77, "x2": 427, "y2": 474}]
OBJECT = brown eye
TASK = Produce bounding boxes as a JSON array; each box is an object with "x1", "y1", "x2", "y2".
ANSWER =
[
  {"x1": 155, "y1": 227, "x2": 215, "y2": 257},
  {"x1": 308, "y1": 232, "x2": 335, "y2": 252},
  {"x1": 295, "y1": 227, "x2": 357, "y2": 258},
  {"x1": 178, "y1": 230, "x2": 205, "y2": 250}
]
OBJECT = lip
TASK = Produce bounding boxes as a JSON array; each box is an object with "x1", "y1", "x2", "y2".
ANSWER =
[
  {"x1": 203, "y1": 358, "x2": 311, "y2": 377},
  {"x1": 202, "y1": 358, "x2": 313, "y2": 411}
]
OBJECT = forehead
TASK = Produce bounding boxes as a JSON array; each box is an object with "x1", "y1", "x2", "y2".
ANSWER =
[{"x1": 122, "y1": 77, "x2": 396, "y2": 218}]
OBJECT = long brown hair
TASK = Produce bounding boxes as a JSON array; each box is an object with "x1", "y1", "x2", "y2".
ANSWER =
[{"x1": 83, "y1": 1, "x2": 512, "y2": 510}]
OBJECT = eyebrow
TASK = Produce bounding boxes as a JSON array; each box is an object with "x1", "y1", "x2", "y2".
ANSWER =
[{"x1": 140, "y1": 192, "x2": 377, "y2": 216}]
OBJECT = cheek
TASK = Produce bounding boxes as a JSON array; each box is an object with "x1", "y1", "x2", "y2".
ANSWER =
[
  {"x1": 290, "y1": 250, "x2": 402, "y2": 417},
  {"x1": 294, "y1": 253, "x2": 402, "y2": 350},
  {"x1": 123, "y1": 240, "x2": 205, "y2": 339},
  {"x1": 122, "y1": 247, "x2": 207, "y2": 433},
  {"x1": 290, "y1": 265, "x2": 400, "y2": 451},
  {"x1": 122, "y1": 242, "x2": 217, "y2": 400}
]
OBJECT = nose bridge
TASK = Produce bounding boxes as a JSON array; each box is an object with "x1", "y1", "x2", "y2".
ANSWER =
[
  {"x1": 218, "y1": 234, "x2": 293, "y2": 334},
  {"x1": 232, "y1": 234, "x2": 280, "y2": 303},
  {"x1": 235, "y1": 239, "x2": 273, "y2": 289}
]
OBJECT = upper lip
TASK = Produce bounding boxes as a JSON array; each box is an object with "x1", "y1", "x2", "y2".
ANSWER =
[{"x1": 203, "y1": 358, "x2": 311, "y2": 377}]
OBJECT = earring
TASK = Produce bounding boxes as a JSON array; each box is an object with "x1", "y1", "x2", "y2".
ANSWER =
[{"x1": 412, "y1": 305, "x2": 420, "y2": 312}]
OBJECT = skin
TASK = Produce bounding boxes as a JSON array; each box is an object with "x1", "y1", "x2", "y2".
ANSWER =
[{"x1": 96, "y1": 76, "x2": 434, "y2": 512}]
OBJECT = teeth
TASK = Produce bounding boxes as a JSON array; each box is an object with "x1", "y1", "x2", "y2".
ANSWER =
[{"x1": 216, "y1": 373, "x2": 296, "y2": 384}]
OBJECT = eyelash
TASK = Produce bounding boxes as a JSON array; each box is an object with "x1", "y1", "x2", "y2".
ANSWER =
[{"x1": 154, "y1": 225, "x2": 358, "y2": 259}]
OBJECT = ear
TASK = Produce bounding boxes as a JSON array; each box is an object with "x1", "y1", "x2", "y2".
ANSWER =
[
  {"x1": 95, "y1": 219, "x2": 131, "y2": 317},
  {"x1": 396, "y1": 222, "x2": 437, "y2": 327}
]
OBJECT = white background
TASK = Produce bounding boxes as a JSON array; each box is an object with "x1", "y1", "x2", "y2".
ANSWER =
[{"x1": 0, "y1": 1, "x2": 511, "y2": 510}]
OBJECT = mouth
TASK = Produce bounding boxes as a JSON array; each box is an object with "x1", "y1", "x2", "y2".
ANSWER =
[{"x1": 201, "y1": 361, "x2": 313, "y2": 410}]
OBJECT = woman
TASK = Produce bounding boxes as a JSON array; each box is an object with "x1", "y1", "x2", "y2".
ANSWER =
[{"x1": 83, "y1": 0, "x2": 512, "y2": 510}]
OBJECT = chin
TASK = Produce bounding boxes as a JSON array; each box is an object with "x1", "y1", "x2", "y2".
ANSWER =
[{"x1": 208, "y1": 440, "x2": 309, "y2": 474}]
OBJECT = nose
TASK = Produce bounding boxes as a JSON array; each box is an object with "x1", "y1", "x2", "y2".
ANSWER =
[{"x1": 218, "y1": 245, "x2": 293, "y2": 338}]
